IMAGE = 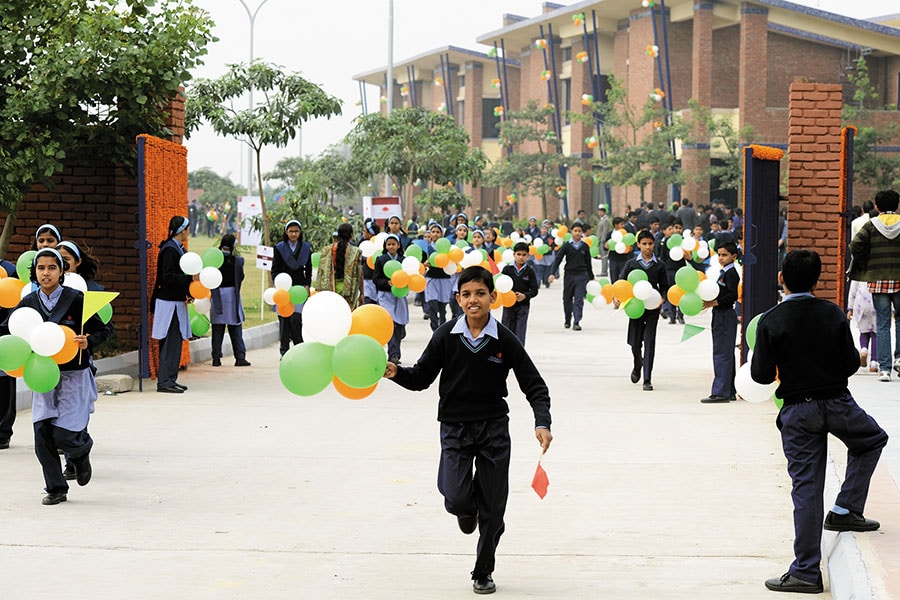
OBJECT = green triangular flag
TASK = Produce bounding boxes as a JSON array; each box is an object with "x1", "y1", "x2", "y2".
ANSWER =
[{"x1": 680, "y1": 323, "x2": 705, "y2": 342}]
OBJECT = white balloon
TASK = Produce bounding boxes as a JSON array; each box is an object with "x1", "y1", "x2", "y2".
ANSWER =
[
  {"x1": 263, "y1": 287, "x2": 278, "y2": 306},
  {"x1": 645, "y1": 289, "x2": 663, "y2": 309},
  {"x1": 301, "y1": 291, "x2": 352, "y2": 345},
  {"x1": 523, "y1": 234, "x2": 532, "y2": 243},
  {"x1": 554, "y1": 236, "x2": 564, "y2": 246},
  {"x1": 30, "y1": 321, "x2": 66, "y2": 357},
  {"x1": 372, "y1": 232, "x2": 387, "y2": 249},
  {"x1": 697, "y1": 246, "x2": 710, "y2": 260},
  {"x1": 592, "y1": 296, "x2": 606, "y2": 310},
  {"x1": 199, "y1": 266, "x2": 223, "y2": 290},
  {"x1": 495, "y1": 274, "x2": 514, "y2": 294},
  {"x1": 510, "y1": 232, "x2": 520, "y2": 242},
  {"x1": 443, "y1": 262, "x2": 457, "y2": 276},
  {"x1": 494, "y1": 261, "x2": 507, "y2": 272},
  {"x1": 193, "y1": 297, "x2": 212, "y2": 315},
  {"x1": 611, "y1": 229, "x2": 624, "y2": 243},
  {"x1": 359, "y1": 240, "x2": 376, "y2": 258},
  {"x1": 20, "y1": 285, "x2": 31, "y2": 301},
  {"x1": 402, "y1": 256, "x2": 421, "y2": 275},
  {"x1": 502, "y1": 250, "x2": 515, "y2": 264},
  {"x1": 735, "y1": 363, "x2": 779, "y2": 403},
  {"x1": 697, "y1": 279, "x2": 721, "y2": 301},
  {"x1": 615, "y1": 242, "x2": 627, "y2": 254},
  {"x1": 551, "y1": 228, "x2": 559, "y2": 237},
  {"x1": 179, "y1": 252, "x2": 203, "y2": 275},
  {"x1": 8, "y1": 307, "x2": 43, "y2": 340},
  {"x1": 532, "y1": 238, "x2": 544, "y2": 249},
  {"x1": 273, "y1": 273, "x2": 293, "y2": 290},
  {"x1": 681, "y1": 236, "x2": 695, "y2": 251},
  {"x1": 632, "y1": 279, "x2": 654, "y2": 301},
  {"x1": 669, "y1": 246, "x2": 684, "y2": 262},
  {"x1": 64, "y1": 273, "x2": 87, "y2": 292},
  {"x1": 461, "y1": 252, "x2": 480, "y2": 268},
  {"x1": 585, "y1": 280, "x2": 601, "y2": 296}
]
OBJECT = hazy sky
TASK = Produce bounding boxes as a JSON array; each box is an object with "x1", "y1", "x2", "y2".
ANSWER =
[{"x1": 184, "y1": 0, "x2": 897, "y2": 189}]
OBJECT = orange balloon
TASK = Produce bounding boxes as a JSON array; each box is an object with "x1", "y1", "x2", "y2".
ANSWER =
[
  {"x1": 448, "y1": 247, "x2": 464, "y2": 263},
  {"x1": 0, "y1": 264, "x2": 6, "y2": 277},
  {"x1": 601, "y1": 285, "x2": 615, "y2": 304},
  {"x1": 272, "y1": 289, "x2": 291, "y2": 306},
  {"x1": 276, "y1": 302, "x2": 295, "y2": 317},
  {"x1": 583, "y1": 237, "x2": 593, "y2": 247},
  {"x1": 408, "y1": 274, "x2": 427, "y2": 293},
  {"x1": 697, "y1": 271, "x2": 707, "y2": 281},
  {"x1": 667, "y1": 285, "x2": 685, "y2": 306},
  {"x1": 6, "y1": 364, "x2": 25, "y2": 378},
  {"x1": 349, "y1": 304, "x2": 394, "y2": 346},
  {"x1": 434, "y1": 253, "x2": 450, "y2": 268},
  {"x1": 557, "y1": 225, "x2": 568, "y2": 237},
  {"x1": 418, "y1": 263, "x2": 427, "y2": 275},
  {"x1": 494, "y1": 249, "x2": 503, "y2": 262},
  {"x1": 390, "y1": 270, "x2": 410, "y2": 288},
  {"x1": 500, "y1": 290, "x2": 516, "y2": 307},
  {"x1": 0, "y1": 277, "x2": 26, "y2": 308},
  {"x1": 612, "y1": 279, "x2": 634, "y2": 302},
  {"x1": 529, "y1": 246, "x2": 538, "y2": 256},
  {"x1": 332, "y1": 376, "x2": 377, "y2": 400},
  {"x1": 52, "y1": 325, "x2": 79, "y2": 365},
  {"x1": 366, "y1": 255, "x2": 376, "y2": 270},
  {"x1": 501, "y1": 238, "x2": 512, "y2": 248},
  {"x1": 190, "y1": 281, "x2": 210, "y2": 299},
  {"x1": 490, "y1": 294, "x2": 503, "y2": 310}
]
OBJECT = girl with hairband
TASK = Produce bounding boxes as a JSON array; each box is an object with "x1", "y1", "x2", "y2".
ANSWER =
[
  {"x1": 1, "y1": 248, "x2": 112, "y2": 505},
  {"x1": 271, "y1": 220, "x2": 312, "y2": 356},
  {"x1": 360, "y1": 219, "x2": 380, "y2": 305},
  {"x1": 210, "y1": 234, "x2": 251, "y2": 368},
  {"x1": 373, "y1": 233, "x2": 409, "y2": 364},
  {"x1": 384, "y1": 214, "x2": 411, "y2": 250},
  {"x1": 424, "y1": 223, "x2": 452, "y2": 332},
  {"x1": 482, "y1": 227, "x2": 499, "y2": 258},
  {"x1": 150, "y1": 216, "x2": 194, "y2": 393},
  {"x1": 57, "y1": 240, "x2": 103, "y2": 292},
  {"x1": 32, "y1": 223, "x2": 62, "y2": 250}
]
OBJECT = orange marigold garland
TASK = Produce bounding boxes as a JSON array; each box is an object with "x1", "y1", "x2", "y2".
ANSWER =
[
  {"x1": 837, "y1": 126, "x2": 856, "y2": 306},
  {"x1": 139, "y1": 134, "x2": 190, "y2": 379},
  {"x1": 748, "y1": 144, "x2": 784, "y2": 162}
]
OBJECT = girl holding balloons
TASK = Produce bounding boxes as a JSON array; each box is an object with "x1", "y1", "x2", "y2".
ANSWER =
[
  {"x1": 272, "y1": 220, "x2": 313, "y2": 356},
  {"x1": 210, "y1": 234, "x2": 250, "y2": 368},
  {"x1": 3, "y1": 248, "x2": 112, "y2": 504},
  {"x1": 57, "y1": 240, "x2": 103, "y2": 292},
  {"x1": 374, "y1": 233, "x2": 409, "y2": 364}
]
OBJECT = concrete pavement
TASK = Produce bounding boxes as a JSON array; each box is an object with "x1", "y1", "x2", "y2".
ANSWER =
[{"x1": 1, "y1": 280, "x2": 897, "y2": 599}]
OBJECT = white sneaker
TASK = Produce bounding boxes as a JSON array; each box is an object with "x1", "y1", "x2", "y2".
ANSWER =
[
  {"x1": 878, "y1": 371, "x2": 892, "y2": 382},
  {"x1": 894, "y1": 358, "x2": 900, "y2": 376},
  {"x1": 869, "y1": 361, "x2": 879, "y2": 373}
]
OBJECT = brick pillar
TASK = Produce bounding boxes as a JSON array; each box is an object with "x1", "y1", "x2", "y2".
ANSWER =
[
  {"x1": 787, "y1": 82, "x2": 843, "y2": 298},
  {"x1": 464, "y1": 62, "x2": 484, "y2": 210},
  {"x1": 682, "y1": 3, "x2": 714, "y2": 206},
  {"x1": 738, "y1": 4, "x2": 768, "y2": 131},
  {"x1": 164, "y1": 88, "x2": 186, "y2": 144}
]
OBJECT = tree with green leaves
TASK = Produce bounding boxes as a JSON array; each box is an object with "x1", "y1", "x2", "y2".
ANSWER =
[
  {"x1": 575, "y1": 76, "x2": 688, "y2": 203},
  {"x1": 188, "y1": 168, "x2": 244, "y2": 207},
  {"x1": 266, "y1": 145, "x2": 366, "y2": 208},
  {"x1": 345, "y1": 107, "x2": 487, "y2": 214},
  {"x1": 686, "y1": 100, "x2": 754, "y2": 200},
  {"x1": 184, "y1": 62, "x2": 343, "y2": 245},
  {"x1": 483, "y1": 100, "x2": 566, "y2": 219},
  {"x1": 0, "y1": 0, "x2": 214, "y2": 257},
  {"x1": 843, "y1": 56, "x2": 900, "y2": 190}
]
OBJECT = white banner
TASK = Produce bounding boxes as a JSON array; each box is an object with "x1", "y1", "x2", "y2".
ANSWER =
[{"x1": 239, "y1": 196, "x2": 262, "y2": 246}]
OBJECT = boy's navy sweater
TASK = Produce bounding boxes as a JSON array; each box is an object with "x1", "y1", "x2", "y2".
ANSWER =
[
  {"x1": 714, "y1": 265, "x2": 740, "y2": 310},
  {"x1": 501, "y1": 263, "x2": 539, "y2": 305},
  {"x1": 550, "y1": 240, "x2": 594, "y2": 278},
  {"x1": 751, "y1": 296, "x2": 859, "y2": 405},
  {"x1": 391, "y1": 316, "x2": 552, "y2": 429}
]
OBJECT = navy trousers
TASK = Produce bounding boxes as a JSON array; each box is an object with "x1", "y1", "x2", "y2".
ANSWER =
[
  {"x1": 501, "y1": 302, "x2": 530, "y2": 344},
  {"x1": 158, "y1": 315, "x2": 184, "y2": 388},
  {"x1": 710, "y1": 307, "x2": 737, "y2": 398},
  {"x1": 211, "y1": 324, "x2": 247, "y2": 360},
  {"x1": 34, "y1": 420, "x2": 93, "y2": 494},
  {"x1": 628, "y1": 308, "x2": 660, "y2": 383},
  {"x1": 0, "y1": 376, "x2": 15, "y2": 443},
  {"x1": 278, "y1": 313, "x2": 303, "y2": 355},
  {"x1": 777, "y1": 393, "x2": 888, "y2": 584},
  {"x1": 427, "y1": 300, "x2": 447, "y2": 332},
  {"x1": 438, "y1": 417, "x2": 510, "y2": 579},
  {"x1": 562, "y1": 272, "x2": 588, "y2": 325}
]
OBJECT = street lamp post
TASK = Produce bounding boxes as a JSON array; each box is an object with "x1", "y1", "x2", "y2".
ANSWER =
[
  {"x1": 236, "y1": 0, "x2": 273, "y2": 196},
  {"x1": 385, "y1": 0, "x2": 394, "y2": 198}
]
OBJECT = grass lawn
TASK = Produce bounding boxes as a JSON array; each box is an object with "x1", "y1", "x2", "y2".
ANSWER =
[{"x1": 186, "y1": 235, "x2": 277, "y2": 329}]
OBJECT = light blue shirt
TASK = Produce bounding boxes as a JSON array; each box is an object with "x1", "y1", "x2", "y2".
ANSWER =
[
  {"x1": 39, "y1": 285, "x2": 64, "y2": 312},
  {"x1": 783, "y1": 292, "x2": 814, "y2": 302},
  {"x1": 637, "y1": 254, "x2": 658, "y2": 268},
  {"x1": 451, "y1": 314, "x2": 499, "y2": 343}
]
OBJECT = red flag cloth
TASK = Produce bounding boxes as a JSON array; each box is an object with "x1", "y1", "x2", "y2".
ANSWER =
[
  {"x1": 487, "y1": 254, "x2": 500, "y2": 275},
  {"x1": 531, "y1": 462, "x2": 549, "y2": 499}
]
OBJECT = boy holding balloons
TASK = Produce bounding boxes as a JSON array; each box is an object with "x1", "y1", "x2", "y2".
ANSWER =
[
  {"x1": 500, "y1": 242, "x2": 539, "y2": 343},
  {"x1": 700, "y1": 242, "x2": 740, "y2": 404}
]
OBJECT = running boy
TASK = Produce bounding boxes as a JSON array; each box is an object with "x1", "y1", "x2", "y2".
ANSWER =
[
  {"x1": 700, "y1": 242, "x2": 740, "y2": 403},
  {"x1": 500, "y1": 242, "x2": 539, "y2": 343},
  {"x1": 384, "y1": 266, "x2": 553, "y2": 595},
  {"x1": 752, "y1": 249, "x2": 888, "y2": 594},
  {"x1": 548, "y1": 220, "x2": 593, "y2": 330}
]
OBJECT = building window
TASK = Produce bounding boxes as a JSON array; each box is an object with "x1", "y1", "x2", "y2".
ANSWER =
[
  {"x1": 562, "y1": 47, "x2": 572, "y2": 62},
  {"x1": 482, "y1": 98, "x2": 502, "y2": 138},
  {"x1": 561, "y1": 79, "x2": 571, "y2": 125},
  {"x1": 458, "y1": 74, "x2": 465, "y2": 89},
  {"x1": 458, "y1": 101, "x2": 465, "y2": 125}
]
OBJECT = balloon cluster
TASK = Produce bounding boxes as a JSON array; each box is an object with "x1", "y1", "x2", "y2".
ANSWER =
[
  {"x1": 433, "y1": 77, "x2": 443, "y2": 87},
  {"x1": 490, "y1": 273, "x2": 518, "y2": 310},
  {"x1": 734, "y1": 313, "x2": 780, "y2": 404},
  {"x1": 585, "y1": 135, "x2": 599, "y2": 149},
  {"x1": 491, "y1": 78, "x2": 501, "y2": 88},
  {"x1": 494, "y1": 106, "x2": 504, "y2": 117},
  {"x1": 575, "y1": 51, "x2": 589, "y2": 64},
  {"x1": 641, "y1": 0, "x2": 656, "y2": 7},
  {"x1": 506, "y1": 193, "x2": 518, "y2": 204},
  {"x1": 487, "y1": 47, "x2": 498, "y2": 58},
  {"x1": 572, "y1": 12, "x2": 585, "y2": 26},
  {"x1": 650, "y1": 88, "x2": 666, "y2": 102},
  {"x1": 437, "y1": 102, "x2": 447, "y2": 113},
  {"x1": 180, "y1": 248, "x2": 229, "y2": 336},
  {"x1": 279, "y1": 294, "x2": 391, "y2": 400},
  {"x1": 606, "y1": 230, "x2": 636, "y2": 255},
  {"x1": 0, "y1": 308, "x2": 81, "y2": 393},
  {"x1": 590, "y1": 271, "x2": 663, "y2": 318},
  {"x1": 665, "y1": 265, "x2": 718, "y2": 317},
  {"x1": 664, "y1": 232, "x2": 713, "y2": 263},
  {"x1": 534, "y1": 39, "x2": 548, "y2": 50},
  {"x1": 263, "y1": 272, "x2": 310, "y2": 320},
  {"x1": 581, "y1": 94, "x2": 594, "y2": 106},
  {"x1": 383, "y1": 253, "x2": 427, "y2": 297},
  {"x1": 646, "y1": 44, "x2": 659, "y2": 57},
  {"x1": 541, "y1": 69, "x2": 552, "y2": 81}
]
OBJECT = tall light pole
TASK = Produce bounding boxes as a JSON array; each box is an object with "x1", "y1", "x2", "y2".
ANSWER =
[
  {"x1": 236, "y1": 0, "x2": 272, "y2": 196},
  {"x1": 385, "y1": 0, "x2": 394, "y2": 198}
]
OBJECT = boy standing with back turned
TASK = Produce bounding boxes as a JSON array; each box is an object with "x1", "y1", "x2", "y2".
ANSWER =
[{"x1": 752, "y1": 249, "x2": 888, "y2": 594}]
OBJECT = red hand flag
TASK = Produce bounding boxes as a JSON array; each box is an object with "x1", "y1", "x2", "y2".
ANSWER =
[{"x1": 531, "y1": 461, "x2": 549, "y2": 499}]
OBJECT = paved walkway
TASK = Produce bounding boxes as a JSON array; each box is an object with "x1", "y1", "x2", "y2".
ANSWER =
[{"x1": 1, "y1": 280, "x2": 897, "y2": 599}]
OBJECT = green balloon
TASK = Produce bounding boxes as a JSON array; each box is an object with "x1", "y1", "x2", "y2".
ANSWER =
[
  {"x1": 598, "y1": 277, "x2": 611, "y2": 287},
  {"x1": 190, "y1": 314, "x2": 210, "y2": 336},
  {"x1": 623, "y1": 297, "x2": 646, "y2": 319},
  {"x1": 627, "y1": 269, "x2": 648, "y2": 284},
  {"x1": 456, "y1": 239, "x2": 470, "y2": 249},
  {"x1": 773, "y1": 395, "x2": 784, "y2": 410},
  {"x1": 405, "y1": 245, "x2": 423, "y2": 260},
  {"x1": 23, "y1": 353, "x2": 60, "y2": 393},
  {"x1": 746, "y1": 313, "x2": 762, "y2": 350},
  {"x1": 331, "y1": 334, "x2": 387, "y2": 389},
  {"x1": 202, "y1": 247, "x2": 224, "y2": 269},
  {"x1": 621, "y1": 233, "x2": 635, "y2": 246},
  {"x1": 679, "y1": 292, "x2": 703, "y2": 316},
  {"x1": 666, "y1": 234, "x2": 683, "y2": 250},
  {"x1": 435, "y1": 238, "x2": 451, "y2": 254},
  {"x1": 589, "y1": 245, "x2": 599, "y2": 257},
  {"x1": 586, "y1": 293, "x2": 595, "y2": 303},
  {"x1": 289, "y1": 285, "x2": 309, "y2": 304},
  {"x1": 0, "y1": 335, "x2": 32, "y2": 371},
  {"x1": 674, "y1": 266, "x2": 700, "y2": 292},
  {"x1": 428, "y1": 252, "x2": 438, "y2": 267},
  {"x1": 564, "y1": 233, "x2": 573, "y2": 242},
  {"x1": 97, "y1": 303, "x2": 113, "y2": 324},
  {"x1": 589, "y1": 235, "x2": 599, "y2": 246},
  {"x1": 391, "y1": 285, "x2": 409, "y2": 298},
  {"x1": 383, "y1": 260, "x2": 402, "y2": 277},
  {"x1": 539, "y1": 245, "x2": 551, "y2": 255},
  {"x1": 708, "y1": 238, "x2": 716, "y2": 251},
  {"x1": 16, "y1": 250, "x2": 36, "y2": 281},
  {"x1": 311, "y1": 252, "x2": 321, "y2": 269},
  {"x1": 187, "y1": 303, "x2": 198, "y2": 319},
  {"x1": 479, "y1": 249, "x2": 488, "y2": 261},
  {"x1": 280, "y1": 342, "x2": 334, "y2": 396}
]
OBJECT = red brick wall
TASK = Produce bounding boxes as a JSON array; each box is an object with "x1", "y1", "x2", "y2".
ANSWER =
[
  {"x1": 767, "y1": 34, "x2": 845, "y2": 108},
  {"x1": 711, "y1": 25, "x2": 740, "y2": 108},
  {"x1": 787, "y1": 82, "x2": 843, "y2": 299}
]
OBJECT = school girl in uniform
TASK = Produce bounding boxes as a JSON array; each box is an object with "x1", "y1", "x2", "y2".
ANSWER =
[
  {"x1": 373, "y1": 233, "x2": 409, "y2": 364},
  {"x1": 271, "y1": 220, "x2": 312, "y2": 356},
  {"x1": 3, "y1": 248, "x2": 112, "y2": 504},
  {"x1": 448, "y1": 223, "x2": 469, "y2": 318},
  {"x1": 425, "y1": 223, "x2": 452, "y2": 331},
  {"x1": 32, "y1": 223, "x2": 62, "y2": 250},
  {"x1": 150, "y1": 216, "x2": 193, "y2": 394},
  {"x1": 360, "y1": 219, "x2": 380, "y2": 305},
  {"x1": 210, "y1": 234, "x2": 250, "y2": 368}
]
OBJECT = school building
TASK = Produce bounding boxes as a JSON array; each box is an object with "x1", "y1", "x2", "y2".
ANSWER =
[{"x1": 354, "y1": 0, "x2": 900, "y2": 221}]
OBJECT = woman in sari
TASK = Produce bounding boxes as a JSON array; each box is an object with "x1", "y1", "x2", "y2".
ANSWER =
[{"x1": 315, "y1": 223, "x2": 364, "y2": 309}]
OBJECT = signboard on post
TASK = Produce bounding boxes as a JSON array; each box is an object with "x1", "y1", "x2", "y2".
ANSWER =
[
  {"x1": 239, "y1": 196, "x2": 262, "y2": 246},
  {"x1": 256, "y1": 245, "x2": 274, "y2": 271},
  {"x1": 362, "y1": 196, "x2": 401, "y2": 224}
]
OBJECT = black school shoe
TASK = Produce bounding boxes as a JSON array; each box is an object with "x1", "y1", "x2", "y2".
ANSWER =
[
  {"x1": 235, "y1": 358, "x2": 251, "y2": 367},
  {"x1": 42, "y1": 492, "x2": 67, "y2": 506},
  {"x1": 0, "y1": 439, "x2": 9, "y2": 450},
  {"x1": 764, "y1": 572, "x2": 823, "y2": 594},
  {"x1": 630, "y1": 368, "x2": 641, "y2": 384},
  {"x1": 824, "y1": 511, "x2": 880, "y2": 532},
  {"x1": 157, "y1": 385, "x2": 184, "y2": 394},
  {"x1": 643, "y1": 382, "x2": 653, "y2": 391},
  {"x1": 701, "y1": 395, "x2": 732, "y2": 404},
  {"x1": 74, "y1": 455, "x2": 91, "y2": 486},
  {"x1": 472, "y1": 574, "x2": 496, "y2": 595},
  {"x1": 457, "y1": 514, "x2": 477, "y2": 534},
  {"x1": 63, "y1": 464, "x2": 76, "y2": 480}
]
